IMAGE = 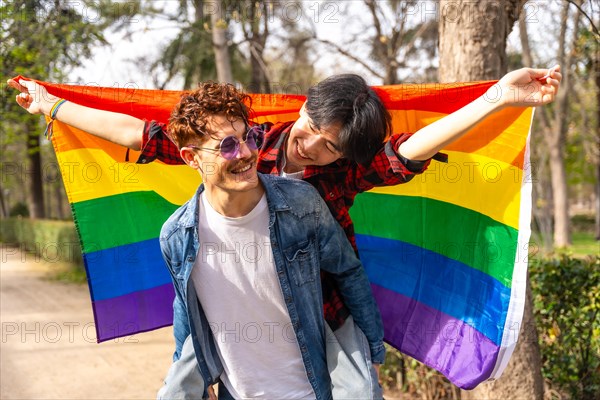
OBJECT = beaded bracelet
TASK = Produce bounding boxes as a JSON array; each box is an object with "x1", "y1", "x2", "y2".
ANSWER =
[{"x1": 43, "y1": 99, "x2": 67, "y2": 139}]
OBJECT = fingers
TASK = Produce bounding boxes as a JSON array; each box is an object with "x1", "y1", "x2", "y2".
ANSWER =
[
  {"x1": 15, "y1": 94, "x2": 27, "y2": 108},
  {"x1": 536, "y1": 65, "x2": 561, "y2": 82},
  {"x1": 15, "y1": 93, "x2": 33, "y2": 110},
  {"x1": 21, "y1": 79, "x2": 38, "y2": 95},
  {"x1": 7, "y1": 78, "x2": 28, "y2": 93},
  {"x1": 207, "y1": 385, "x2": 217, "y2": 400}
]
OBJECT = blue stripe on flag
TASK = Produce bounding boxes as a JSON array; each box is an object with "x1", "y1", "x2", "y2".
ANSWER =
[
  {"x1": 357, "y1": 234, "x2": 511, "y2": 345},
  {"x1": 84, "y1": 238, "x2": 172, "y2": 301}
]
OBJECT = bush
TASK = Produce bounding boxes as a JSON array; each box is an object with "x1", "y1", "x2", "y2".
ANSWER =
[
  {"x1": 8, "y1": 202, "x2": 29, "y2": 217},
  {"x1": 0, "y1": 217, "x2": 83, "y2": 269},
  {"x1": 530, "y1": 254, "x2": 600, "y2": 400},
  {"x1": 571, "y1": 214, "x2": 595, "y2": 234},
  {"x1": 380, "y1": 347, "x2": 459, "y2": 399}
]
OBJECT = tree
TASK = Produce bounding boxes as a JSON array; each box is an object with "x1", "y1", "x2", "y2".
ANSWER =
[
  {"x1": 1, "y1": 0, "x2": 130, "y2": 218},
  {"x1": 209, "y1": 0, "x2": 233, "y2": 83},
  {"x1": 439, "y1": 0, "x2": 522, "y2": 81},
  {"x1": 138, "y1": 0, "x2": 219, "y2": 89},
  {"x1": 520, "y1": 1, "x2": 592, "y2": 248},
  {"x1": 313, "y1": 0, "x2": 438, "y2": 84},
  {"x1": 438, "y1": 1, "x2": 545, "y2": 399},
  {"x1": 235, "y1": 0, "x2": 272, "y2": 93}
]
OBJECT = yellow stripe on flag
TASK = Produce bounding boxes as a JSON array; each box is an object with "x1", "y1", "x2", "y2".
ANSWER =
[
  {"x1": 55, "y1": 148, "x2": 200, "y2": 205},
  {"x1": 368, "y1": 151, "x2": 524, "y2": 229}
]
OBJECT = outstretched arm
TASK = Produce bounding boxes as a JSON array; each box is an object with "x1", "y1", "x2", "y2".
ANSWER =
[
  {"x1": 398, "y1": 66, "x2": 562, "y2": 161},
  {"x1": 7, "y1": 78, "x2": 145, "y2": 150}
]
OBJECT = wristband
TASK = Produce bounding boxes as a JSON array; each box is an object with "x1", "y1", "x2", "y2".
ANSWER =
[{"x1": 43, "y1": 99, "x2": 67, "y2": 139}]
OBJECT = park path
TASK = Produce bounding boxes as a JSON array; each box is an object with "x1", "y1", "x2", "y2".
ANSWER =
[{"x1": 1, "y1": 245, "x2": 173, "y2": 400}]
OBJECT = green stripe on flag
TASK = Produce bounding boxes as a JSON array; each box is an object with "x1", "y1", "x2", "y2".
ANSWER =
[
  {"x1": 351, "y1": 192, "x2": 518, "y2": 287},
  {"x1": 72, "y1": 191, "x2": 179, "y2": 253}
]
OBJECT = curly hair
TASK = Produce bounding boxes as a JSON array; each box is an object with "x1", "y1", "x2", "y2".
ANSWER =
[{"x1": 168, "y1": 82, "x2": 252, "y2": 148}]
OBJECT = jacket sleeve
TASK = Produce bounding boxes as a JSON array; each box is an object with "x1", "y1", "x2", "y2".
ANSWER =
[
  {"x1": 314, "y1": 194, "x2": 386, "y2": 364},
  {"x1": 159, "y1": 235, "x2": 191, "y2": 361}
]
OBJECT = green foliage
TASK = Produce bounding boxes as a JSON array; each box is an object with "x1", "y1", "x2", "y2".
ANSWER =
[
  {"x1": 51, "y1": 266, "x2": 88, "y2": 284},
  {"x1": 530, "y1": 255, "x2": 600, "y2": 400},
  {"x1": 8, "y1": 202, "x2": 29, "y2": 217},
  {"x1": 1, "y1": 0, "x2": 119, "y2": 135},
  {"x1": 1, "y1": 0, "x2": 132, "y2": 217},
  {"x1": 140, "y1": 0, "x2": 250, "y2": 89},
  {"x1": 0, "y1": 217, "x2": 83, "y2": 269},
  {"x1": 571, "y1": 214, "x2": 596, "y2": 234},
  {"x1": 570, "y1": 232, "x2": 600, "y2": 257}
]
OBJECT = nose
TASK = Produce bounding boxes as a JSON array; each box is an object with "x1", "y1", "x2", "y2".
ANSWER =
[
  {"x1": 303, "y1": 134, "x2": 323, "y2": 153},
  {"x1": 235, "y1": 139, "x2": 253, "y2": 159}
]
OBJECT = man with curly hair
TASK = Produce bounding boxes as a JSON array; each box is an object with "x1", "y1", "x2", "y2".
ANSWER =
[{"x1": 159, "y1": 81, "x2": 383, "y2": 399}]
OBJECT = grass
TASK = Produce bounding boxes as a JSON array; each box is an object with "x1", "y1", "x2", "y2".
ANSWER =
[
  {"x1": 50, "y1": 266, "x2": 88, "y2": 284},
  {"x1": 531, "y1": 231, "x2": 598, "y2": 259},
  {"x1": 569, "y1": 231, "x2": 599, "y2": 257},
  {"x1": 29, "y1": 256, "x2": 88, "y2": 284}
]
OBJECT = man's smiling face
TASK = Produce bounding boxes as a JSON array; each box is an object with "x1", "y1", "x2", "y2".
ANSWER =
[
  {"x1": 182, "y1": 115, "x2": 260, "y2": 195},
  {"x1": 285, "y1": 105, "x2": 343, "y2": 173}
]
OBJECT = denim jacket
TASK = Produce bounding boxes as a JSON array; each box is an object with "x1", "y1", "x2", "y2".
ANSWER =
[{"x1": 159, "y1": 173, "x2": 385, "y2": 400}]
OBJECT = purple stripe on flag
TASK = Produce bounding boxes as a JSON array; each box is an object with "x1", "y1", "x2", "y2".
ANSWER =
[
  {"x1": 373, "y1": 284, "x2": 499, "y2": 389},
  {"x1": 92, "y1": 284, "x2": 175, "y2": 343}
]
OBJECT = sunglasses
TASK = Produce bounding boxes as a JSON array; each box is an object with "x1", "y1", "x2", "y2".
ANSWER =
[{"x1": 187, "y1": 126, "x2": 264, "y2": 160}]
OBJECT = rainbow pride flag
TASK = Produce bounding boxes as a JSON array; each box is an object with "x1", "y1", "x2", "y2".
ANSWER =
[{"x1": 19, "y1": 77, "x2": 533, "y2": 389}]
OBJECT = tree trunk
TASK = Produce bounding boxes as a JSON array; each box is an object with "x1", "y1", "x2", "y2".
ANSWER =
[
  {"x1": 594, "y1": 52, "x2": 600, "y2": 240},
  {"x1": 439, "y1": 0, "x2": 520, "y2": 82},
  {"x1": 519, "y1": 10, "x2": 553, "y2": 252},
  {"x1": 548, "y1": 130, "x2": 570, "y2": 246},
  {"x1": 544, "y1": 1, "x2": 581, "y2": 247},
  {"x1": 439, "y1": 1, "x2": 544, "y2": 399},
  {"x1": 246, "y1": 1, "x2": 270, "y2": 93},
  {"x1": 210, "y1": 0, "x2": 233, "y2": 83},
  {"x1": 385, "y1": 60, "x2": 399, "y2": 85},
  {"x1": 0, "y1": 185, "x2": 7, "y2": 217},
  {"x1": 25, "y1": 124, "x2": 45, "y2": 219},
  {"x1": 461, "y1": 285, "x2": 544, "y2": 400},
  {"x1": 54, "y1": 181, "x2": 65, "y2": 220}
]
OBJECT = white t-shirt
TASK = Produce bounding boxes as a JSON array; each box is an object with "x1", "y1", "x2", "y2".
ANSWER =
[
  {"x1": 281, "y1": 154, "x2": 305, "y2": 180},
  {"x1": 281, "y1": 169, "x2": 304, "y2": 180},
  {"x1": 191, "y1": 193, "x2": 315, "y2": 399}
]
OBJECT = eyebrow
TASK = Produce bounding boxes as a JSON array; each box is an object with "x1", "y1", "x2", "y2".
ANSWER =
[{"x1": 305, "y1": 113, "x2": 342, "y2": 152}]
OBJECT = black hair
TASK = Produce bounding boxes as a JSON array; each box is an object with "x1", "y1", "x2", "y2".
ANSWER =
[{"x1": 305, "y1": 74, "x2": 392, "y2": 164}]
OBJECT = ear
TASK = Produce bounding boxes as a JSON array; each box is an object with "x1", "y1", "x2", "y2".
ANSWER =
[{"x1": 180, "y1": 147, "x2": 202, "y2": 171}]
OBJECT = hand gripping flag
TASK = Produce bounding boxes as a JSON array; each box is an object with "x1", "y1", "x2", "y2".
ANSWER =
[{"x1": 16, "y1": 77, "x2": 534, "y2": 389}]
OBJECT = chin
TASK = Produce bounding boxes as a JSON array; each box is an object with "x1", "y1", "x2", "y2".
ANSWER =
[{"x1": 229, "y1": 172, "x2": 259, "y2": 187}]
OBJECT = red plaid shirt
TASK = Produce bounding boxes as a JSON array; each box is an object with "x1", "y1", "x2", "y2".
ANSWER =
[{"x1": 138, "y1": 121, "x2": 437, "y2": 330}]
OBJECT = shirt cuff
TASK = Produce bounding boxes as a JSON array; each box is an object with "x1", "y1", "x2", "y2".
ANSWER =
[
  {"x1": 385, "y1": 133, "x2": 431, "y2": 174},
  {"x1": 136, "y1": 120, "x2": 161, "y2": 164},
  {"x1": 370, "y1": 342, "x2": 386, "y2": 364},
  {"x1": 386, "y1": 133, "x2": 448, "y2": 174}
]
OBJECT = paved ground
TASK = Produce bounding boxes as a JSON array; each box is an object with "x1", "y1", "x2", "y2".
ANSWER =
[{"x1": 1, "y1": 245, "x2": 174, "y2": 400}]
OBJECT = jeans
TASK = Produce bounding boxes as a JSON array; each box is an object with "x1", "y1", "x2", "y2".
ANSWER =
[
  {"x1": 327, "y1": 316, "x2": 383, "y2": 400},
  {"x1": 157, "y1": 335, "x2": 207, "y2": 400},
  {"x1": 157, "y1": 317, "x2": 383, "y2": 399}
]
